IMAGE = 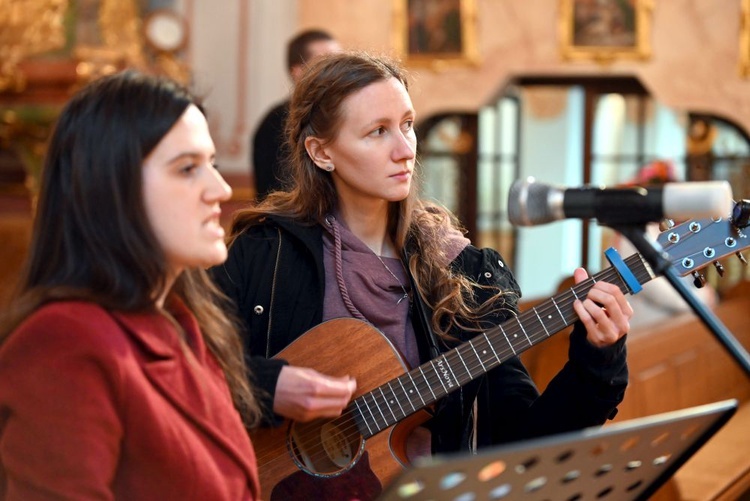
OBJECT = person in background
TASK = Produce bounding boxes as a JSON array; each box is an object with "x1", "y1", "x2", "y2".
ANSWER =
[
  {"x1": 251, "y1": 29, "x2": 342, "y2": 200},
  {"x1": 0, "y1": 70, "x2": 262, "y2": 500},
  {"x1": 214, "y1": 52, "x2": 633, "y2": 479},
  {"x1": 613, "y1": 160, "x2": 719, "y2": 329}
]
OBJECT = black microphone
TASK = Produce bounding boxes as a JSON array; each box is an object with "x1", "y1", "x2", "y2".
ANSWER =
[{"x1": 508, "y1": 177, "x2": 733, "y2": 226}]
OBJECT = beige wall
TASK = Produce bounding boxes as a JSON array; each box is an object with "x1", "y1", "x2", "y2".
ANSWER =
[{"x1": 299, "y1": 0, "x2": 750, "y2": 133}]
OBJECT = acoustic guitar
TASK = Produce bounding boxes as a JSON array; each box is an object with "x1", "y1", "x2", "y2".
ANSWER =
[{"x1": 251, "y1": 207, "x2": 749, "y2": 500}]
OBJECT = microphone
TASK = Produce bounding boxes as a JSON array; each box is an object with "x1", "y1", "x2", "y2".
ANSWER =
[{"x1": 508, "y1": 177, "x2": 733, "y2": 226}]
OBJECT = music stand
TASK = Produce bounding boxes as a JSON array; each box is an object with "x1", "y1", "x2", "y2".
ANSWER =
[{"x1": 380, "y1": 399, "x2": 738, "y2": 501}]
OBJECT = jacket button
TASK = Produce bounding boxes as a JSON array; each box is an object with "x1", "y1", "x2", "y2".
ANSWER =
[
  {"x1": 253, "y1": 305, "x2": 264, "y2": 315},
  {"x1": 484, "y1": 271, "x2": 492, "y2": 279},
  {"x1": 498, "y1": 259, "x2": 504, "y2": 268}
]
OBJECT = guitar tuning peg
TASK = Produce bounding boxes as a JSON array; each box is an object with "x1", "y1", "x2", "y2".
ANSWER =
[
  {"x1": 713, "y1": 261, "x2": 725, "y2": 277},
  {"x1": 738, "y1": 252, "x2": 748, "y2": 266},
  {"x1": 659, "y1": 218, "x2": 675, "y2": 231},
  {"x1": 692, "y1": 271, "x2": 707, "y2": 288},
  {"x1": 731, "y1": 200, "x2": 750, "y2": 228}
]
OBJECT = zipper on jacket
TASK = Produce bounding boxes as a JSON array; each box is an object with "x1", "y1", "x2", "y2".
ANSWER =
[{"x1": 266, "y1": 227, "x2": 282, "y2": 358}]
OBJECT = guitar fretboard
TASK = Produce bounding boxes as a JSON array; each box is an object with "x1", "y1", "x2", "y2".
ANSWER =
[{"x1": 349, "y1": 253, "x2": 654, "y2": 438}]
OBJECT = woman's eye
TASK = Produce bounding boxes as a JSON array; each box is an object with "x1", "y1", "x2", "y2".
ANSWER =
[
  {"x1": 371, "y1": 126, "x2": 386, "y2": 136},
  {"x1": 179, "y1": 163, "x2": 198, "y2": 175},
  {"x1": 403, "y1": 120, "x2": 414, "y2": 131}
]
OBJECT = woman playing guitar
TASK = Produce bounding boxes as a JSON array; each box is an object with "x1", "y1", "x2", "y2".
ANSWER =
[{"x1": 212, "y1": 51, "x2": 633, "y2": 499}]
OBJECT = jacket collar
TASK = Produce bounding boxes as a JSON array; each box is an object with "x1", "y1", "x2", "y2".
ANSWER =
[
  {"x1": 266, "y1": 214, "x2": 324, "y2": 253},
  {"x1": 265, "y1": 214, "x2": 327, "y2": 292},
  {"x1": 109, "y1": 304, "x2": 259, "y2": 491}
]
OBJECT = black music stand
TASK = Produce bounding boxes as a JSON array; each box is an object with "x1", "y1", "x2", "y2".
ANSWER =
[{"x1": 380, "y1": 400, "x2": 738, "y2": 501}]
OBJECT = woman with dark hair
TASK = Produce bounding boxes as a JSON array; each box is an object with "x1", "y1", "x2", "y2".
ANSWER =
[
  {"x1": 0, "y1": 70, "x2": 261, "y2": 499},
  {"x1": 214, "y1": 52, "x2": 632, "y2": 495}
]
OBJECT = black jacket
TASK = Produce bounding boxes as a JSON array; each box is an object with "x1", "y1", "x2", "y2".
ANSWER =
[
  {"x1": 212, "y1": 215, "x2": 628, "y2": 453},
  {"x1": 251, "y1": 101, "x2": 289, "y2": 200}
]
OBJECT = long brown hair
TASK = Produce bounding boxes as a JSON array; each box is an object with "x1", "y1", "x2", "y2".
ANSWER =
[
  {"x1": 231, "y1": 52, "x2": 508, "y2": 337},
  {"x1": 0, "y1": 70, "x2": 261, "y2": 428}
]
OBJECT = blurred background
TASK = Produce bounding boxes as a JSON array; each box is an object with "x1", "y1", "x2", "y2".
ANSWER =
[{"x1": 2, "y1": 0, "x2": 749, "y2": 303}]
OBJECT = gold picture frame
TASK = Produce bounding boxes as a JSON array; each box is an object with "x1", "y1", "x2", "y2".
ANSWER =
[
  {"x1": 559, "y1": 0, "x2": 653, "y2": 64},
  {"x1": 393, "y1": 0, "x2": 479, "y2": 68},
  {"x1": 740, "y1": 0, "x2": 750, "y2": 77}
]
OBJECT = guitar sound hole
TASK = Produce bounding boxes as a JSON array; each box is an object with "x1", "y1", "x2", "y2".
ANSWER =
[{"x1": 288, "y1": 419, "x2": 365, "y2": 476}]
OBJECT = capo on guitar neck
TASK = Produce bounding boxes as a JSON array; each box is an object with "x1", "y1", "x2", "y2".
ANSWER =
[{"x1": 604, "y1": 247, "x2": 643, "y2": 295}]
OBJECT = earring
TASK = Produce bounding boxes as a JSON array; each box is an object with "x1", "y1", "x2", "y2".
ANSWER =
[{"x1": 325, "y1": 163, "x2": 334, "y2": 172}]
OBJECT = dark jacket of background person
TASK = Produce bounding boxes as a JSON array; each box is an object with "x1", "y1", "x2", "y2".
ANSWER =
[
  {"x1": 251, "y1": 101, "x2": 289, "y2": 200},
  {"x1": 212, "y1": 215, "x2": 629, "y2": 454},
  {"x1": 250, "y1": 29, "x2": 340, "y2": 200}
]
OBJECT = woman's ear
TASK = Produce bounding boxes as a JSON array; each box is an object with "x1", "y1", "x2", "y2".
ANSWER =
[{"x1": 304, "y1": 136, "x2": 333, "y2": 171}]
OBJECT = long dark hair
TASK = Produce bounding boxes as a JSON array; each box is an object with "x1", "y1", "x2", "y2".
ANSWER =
[
  {"x1": 230, "y1": 52, "x2": 509, "y2": 338},
  {"x1": 1, "y1": 70, "x2": 261, "y2": 427}
]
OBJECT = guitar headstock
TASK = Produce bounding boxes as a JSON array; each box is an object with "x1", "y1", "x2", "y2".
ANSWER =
[{"x1": 657, "y1": 200, "x2": 750, "y2": 279}]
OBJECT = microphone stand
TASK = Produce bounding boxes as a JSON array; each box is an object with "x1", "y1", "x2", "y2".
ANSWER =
[{"x1": 613, "y1": 224, "x2": 750, "y2": 379}]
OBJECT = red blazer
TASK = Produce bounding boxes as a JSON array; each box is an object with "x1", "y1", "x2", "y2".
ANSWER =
[{"x1": 0, "y1": 300, "x2": 260, "y2": 500}]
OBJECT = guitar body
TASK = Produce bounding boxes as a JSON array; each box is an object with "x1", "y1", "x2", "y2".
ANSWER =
[{"x1": 250, "y1": 318, "x2": 430, "y2": 500}]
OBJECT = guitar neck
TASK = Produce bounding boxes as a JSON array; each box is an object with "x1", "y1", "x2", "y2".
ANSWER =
[{"x1": 350, "y1": 252, "x2": 655, "y2": 438}]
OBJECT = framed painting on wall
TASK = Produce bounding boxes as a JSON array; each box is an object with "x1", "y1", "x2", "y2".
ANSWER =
[
  {"x1": 393, "y1": 0, "x2": 479, "y2": 68},
  {"x1": 559, "y1": 0, "x2": 653, "y2": 64}
]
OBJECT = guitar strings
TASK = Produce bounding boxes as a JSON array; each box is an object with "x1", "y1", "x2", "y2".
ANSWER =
[{"x1": 252, "y1": 253, "x2": 659, "y2": 473}]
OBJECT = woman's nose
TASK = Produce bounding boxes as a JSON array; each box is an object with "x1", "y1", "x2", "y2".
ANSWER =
[
  {"x1": 205, "y1": 166, "x2": 233, "y2": 202},
  {"x1": 393, "y1": 131, "x2": 417, "y2": 161}
]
